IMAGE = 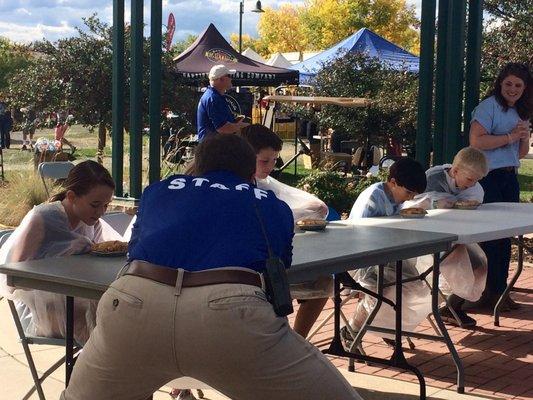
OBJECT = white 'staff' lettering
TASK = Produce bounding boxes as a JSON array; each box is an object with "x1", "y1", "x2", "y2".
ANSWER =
[
  {"x1": 168, "y1": 178, "x2": 269, "y2": 199},
  {"x1": 168, "y1": 178, "x2": 186, "y2": 190}
]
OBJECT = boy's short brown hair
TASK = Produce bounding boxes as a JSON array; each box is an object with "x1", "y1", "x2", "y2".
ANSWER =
[
  {"x1": 239, "y1": 124, "x2": 283, "y2": 154},
  {"x1": 388, "y1": 157, "x2": 427, "y2": 194},
  {"x1": 452, "y1": 147, "x2": 488, "y2": 178}
]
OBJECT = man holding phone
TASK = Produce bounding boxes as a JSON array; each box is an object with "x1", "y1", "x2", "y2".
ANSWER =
[{"x1": 197, "y1": 65, "x2": 249, "y2": 142}]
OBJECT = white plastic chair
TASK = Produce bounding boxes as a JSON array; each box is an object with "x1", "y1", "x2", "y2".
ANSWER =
[{"x1": 38, "y1": 161, "x2": 75, "y2": 197}]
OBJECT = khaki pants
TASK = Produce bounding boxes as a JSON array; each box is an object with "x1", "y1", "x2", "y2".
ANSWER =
[{"x1": 61, "y1": 272, "x2": 361, "y2": 400}]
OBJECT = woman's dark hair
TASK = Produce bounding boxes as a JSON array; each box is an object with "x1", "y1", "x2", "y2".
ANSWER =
[
  {"x1": 239, "y1": 124, "x2": 283, "y2": 153},
  {"x1": 49, "y1": 160, "x2": 115, "y2": 202},
  {"x1": 487, "y1": 63, "x2": 532, "y2": 120},
  {"x1": 193, "y1": 134, "x2": 256, "y2": 180},
  {"x1": 388, "y1": 157, "x2": 427, "y2": 194}
]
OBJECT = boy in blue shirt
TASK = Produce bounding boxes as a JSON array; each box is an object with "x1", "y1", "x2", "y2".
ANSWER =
[
  {"x1": 348, "y1": 157, "x2": 426, "y2": 219},
  {"x1": 344, "y1": 158, "x2": 428, "y2": 347}
]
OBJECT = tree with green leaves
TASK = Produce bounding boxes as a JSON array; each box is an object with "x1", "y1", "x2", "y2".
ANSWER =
[
  {"x1": 253, "y1": 0, "x2": 419, "y2": 56},
  {"x1": 0, "y1": 37, "x2": 32, "y2": 97},
  {"x1": 7, "y1": 15, "x2": 198, "y2": 159},
  {"x1": 229, "y1": 33, "x2": 270, "y2": 57},
  {"x1": 311, "y1": 52, "x2": 418, "y2": 152},
  {"x1": 481, "y1": 0, "x2": 532, "y2": 93},
  {"x1": 168, "y1": 34, "x2": 198, "y2": 58}
]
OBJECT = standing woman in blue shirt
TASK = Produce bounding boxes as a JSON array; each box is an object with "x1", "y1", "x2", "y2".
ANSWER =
[
  {"x1": 469, "y1": 63, "x2": 532, "y2": 309},
  {"x1": 196, "y1": 65, "x2": 249, "y2": 142}
]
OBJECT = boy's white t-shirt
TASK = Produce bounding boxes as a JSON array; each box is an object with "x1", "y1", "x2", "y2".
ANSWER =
[{"x1": 348, "y1": 182, "x2": 399, "y2": 219}]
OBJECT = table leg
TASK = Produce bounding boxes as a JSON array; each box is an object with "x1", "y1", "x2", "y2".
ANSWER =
[
  {"x1": 327, "y1": 274, "x2": 344, "y2": 353},
  {"x1": 65, "y1": 296, "x2": 74, "y2": 386},
  {"x1": 494, "y1": 236, "x2": 530, "y2": 326},
  {"x1": 391, "y1": 260, "x2": 427, "y2": 400},
  {"x1": 348, "y1": 264, "x2": 385, "y2": 371},
  {"x1": 431, "y1": 253, "x2": 465, "y2": 393}
]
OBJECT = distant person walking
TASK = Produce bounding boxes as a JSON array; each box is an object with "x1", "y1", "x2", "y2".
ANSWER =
[
  {"x1": 0, "y1": 101, "x2": 13, "y2": 149},
  {"x1": 469, "y1": 62, "x2": 532, "y2": 309},
  {"x1": 196, "y1": 65, "x2": 248, "y2": 142},
  {"x1": 55, "y1": 110, "x2": 76, "y2": 153},
  {"x1": 21, "y1": 106, "x2": 36, "y2": 151}
]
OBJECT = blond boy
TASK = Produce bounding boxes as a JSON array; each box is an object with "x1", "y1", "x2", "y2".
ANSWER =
[
  {"x1": 425, "y1": 147, "x2": 488, "y2": 208},
  {"x1": 422, "y1": 147, "x2": 489, "y2": 327}
]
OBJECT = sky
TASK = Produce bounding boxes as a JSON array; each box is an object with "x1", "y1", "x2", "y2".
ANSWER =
[{"x1": 0, "y1": 0, "x2": 422, "y2": 45}]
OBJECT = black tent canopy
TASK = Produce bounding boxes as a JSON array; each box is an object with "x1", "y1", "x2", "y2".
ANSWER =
[{"x1": 173, "y1": 23, "x2": 299, "y2": 87}]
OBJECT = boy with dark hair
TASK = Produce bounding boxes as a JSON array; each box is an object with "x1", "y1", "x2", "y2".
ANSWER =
[
  {"x1": 240, "y1": 124, "x2": 330, "y2": 338},
  {"x1": 348, "y1": 157, "x2": 427, "y2": 219},
  {"x1": 344, "y1": 158, "x2": 430, "y2": 348}
]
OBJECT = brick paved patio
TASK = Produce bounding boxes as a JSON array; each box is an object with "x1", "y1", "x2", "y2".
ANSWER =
[{"x1": 296, "y1": 264, "x2": 533, "y2": 400}]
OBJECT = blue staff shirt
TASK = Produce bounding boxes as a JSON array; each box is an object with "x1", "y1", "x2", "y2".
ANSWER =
[
  {"x1": 128, "y1": 171, "x2": 294, "y2": 272},
  {"x1": 197, "y1": 87, "x2": 235, "y2": 142},
  {"x1": 471, "y1": 95, "x2": 523, "y2": 171}
]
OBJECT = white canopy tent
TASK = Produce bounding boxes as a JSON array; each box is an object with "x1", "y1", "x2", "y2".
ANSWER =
[
  {"x1": 267, "y1": 52, "x2": 293, "y2": 68},
  {"x1": 242, "y1": 47, "x2": 266, "y2": 64}
]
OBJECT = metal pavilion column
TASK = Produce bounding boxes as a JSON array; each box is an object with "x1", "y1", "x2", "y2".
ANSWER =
[
  {"x1": 463, "y1": 0, "x2": 484, "y2": 147},
  {"x1": 415, "y1": 0, "x2": 437, "y2": 169},
  {"x1": 129, "y1": 0, "x2": 143, "y2": 199},
  {"x1": 442, "y1": 0, "x2": 467, "y2": 162},
  {"x1": 432, "y1": 0, "x2": 483, "y2": 164},
  {"x1": 112, "y1": 0, "x2": 125, "y2": 197},
  {"x1": 433, "y1": 0, "x2": 450, "y2": 166},
  {"x1": 149, "y1": 0, "x2": 162, "y2": 183}
]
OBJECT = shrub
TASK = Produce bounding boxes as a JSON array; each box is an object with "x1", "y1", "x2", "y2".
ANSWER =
[
  {"x1": 0, "y1": 172, "x2": 48, "y2": 227},
  {"x1": 297, "y1": 169, "x2": 388, "y2": 215}
]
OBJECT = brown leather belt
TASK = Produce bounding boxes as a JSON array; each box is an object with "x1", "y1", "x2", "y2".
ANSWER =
[{"x1": 124, "y1": 261, "x2": 262, "y2": 289}]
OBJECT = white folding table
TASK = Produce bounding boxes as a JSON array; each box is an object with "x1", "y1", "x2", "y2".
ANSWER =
[
  {"x1": 0, "y1": 225, "x2": 456, "y2": 400},
  {"x1": 349, "y1": 202, "x2": 533, "y2": 326}
]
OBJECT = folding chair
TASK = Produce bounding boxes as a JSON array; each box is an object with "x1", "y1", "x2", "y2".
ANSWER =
[
  {"x1": 8, "y1": 299, "x2": 82, "y2": 400},
  {"x1": 38, "y1": 161, "x2": 75, "y2": 197},
  {"x1": 0, "y1": 229, "x2": 13, "y2": 302},
  {"x1": 0, "y1": 230, "x2": 81, "y2": 400}
]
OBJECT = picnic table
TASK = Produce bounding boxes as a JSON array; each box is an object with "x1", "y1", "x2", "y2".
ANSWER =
[{"x1": 0, "y1": 225, "x2": 456, "y2": 399}]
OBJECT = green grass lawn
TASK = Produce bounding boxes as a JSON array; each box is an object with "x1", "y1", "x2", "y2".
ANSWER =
[{"x1": 518, "y1": 159, "x2": 533, "y2": 202}]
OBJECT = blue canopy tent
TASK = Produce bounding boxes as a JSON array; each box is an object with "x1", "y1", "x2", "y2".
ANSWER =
[{"x1": 291, "y1": 28, "x2": 419, "y2": 83}]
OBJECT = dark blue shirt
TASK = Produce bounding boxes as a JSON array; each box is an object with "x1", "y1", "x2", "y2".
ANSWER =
[
  {"x1": 128, "y1": 171, "x2": 294, "y2": 272},
  {"x1": 197, "y1": 87, "x2": 235, "y2": 142}
]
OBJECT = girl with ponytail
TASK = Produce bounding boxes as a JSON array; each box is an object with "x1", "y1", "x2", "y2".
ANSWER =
[{"x1": 0, "y1": 160, "x2": 120, "y2": 344}]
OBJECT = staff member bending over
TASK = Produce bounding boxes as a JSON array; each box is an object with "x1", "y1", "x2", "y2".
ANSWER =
[{"x1": 61, "y1": 134, "x2": 361, "y2": 400}]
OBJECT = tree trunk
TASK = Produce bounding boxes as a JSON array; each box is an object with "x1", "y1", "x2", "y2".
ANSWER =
[{"x1": 97, "y1": 121, "x2": 106, "y2": 164}]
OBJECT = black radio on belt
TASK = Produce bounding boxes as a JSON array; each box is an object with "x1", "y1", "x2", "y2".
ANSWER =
[
  {"x1": 263, "y1": 256, "x2": 293, "y2": 317},
  {"x1": 253, "y1": 203, "x2": 294, "y2": 317}
]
